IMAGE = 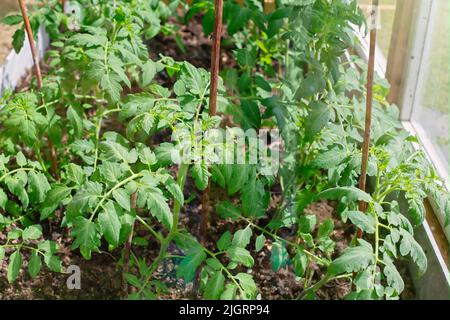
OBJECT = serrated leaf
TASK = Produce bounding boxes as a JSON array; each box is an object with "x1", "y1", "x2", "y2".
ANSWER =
[
  {"x1": 204, "y1": 272, "x2": 225, "y2": 300},
  {"x1": 227, "y1": 246, "x2": 254, "y2": 267},
  {"x1": 7, "y1": 250, "x2": 22, "y2": 283},
  {"x1": 293, "y1": 250, "x2": 308, "y2": 277},
  {"x1": 216, "y1": 201, "x2": 241, "y2": 221},
  {"x1": 255, "y1": 234, "x2": 266, "y2": 252},
  {"x1": 221, "y1": 283, "x2": 237, "y2": 300},
  {"x1": 234, "y1": 273, "x2": 257, "y2": 299},
  {"x1": 98, "y1": 202, "x2": 121, "y2": 247},
  {"x1": 28, "y1": 171, "x2": 51, "y2": 204},
  {"x1": 71, "y1": 217, "x2": 101, "y2": 260},
  {"x1": 0, "y1": 188, "x2": 7, "y2": 210},
  {"x1": 147, "y1": 186, "x2": 172, "y2": 228},
  {"x1": 329, "y1": 242, "x2": 373, "y2": 275},
  {"x1": 316, "y1": 187, "x2": 372, "y2": 203},
  {"x1": 191, "y1": 163, "x2": 210, "y2": 191},
  {"x1": 28, "y1": 252, "x2": 41, "y2": 278},
  {"x1": 2, "y1": 15, "x2": 23, "y2": 26},
  {"x1": 232, "y1": 227, "x2": 252, "y2": 248},
  {"x1": 304, "y1": 101, "x2": 330, "y2": 141},
  {"x1": 241, "y1": 178, "x2": 267, "y2": 218},
  {"x1": 177, "y1": 249, "x2": 206, "y2": 282},
  {"x1": 217, "y1": 231, "x2": 232, "y2": 251},
  {"x1": 22, "y1": 225, "x2": 43, "y2": 241},
  {"x1": 347, "y1": 211, "x2": 376, "y2": 234},
  {"x1": 165, "y1": 179, "x2": 184, "y2": 204},
  {"x1": 142, "y1": 60, "x2": 157, "y2": 86},
  {"x1": 399, "y1": 229, "x2": 427, "y2": 275},
  {"x1": 112, "y1": 188, "x2": 131, "y2": 212},
  {"x1": 40, "y1": 184, "x2": 72, "y2": 220},
  {"x1": 271, "y1": 241, "x2": 289, "y2": 271}
]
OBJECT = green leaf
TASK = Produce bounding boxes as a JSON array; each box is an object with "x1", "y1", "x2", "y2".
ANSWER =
[
  {"x1": 16, "y1": 151, "x2": 27, "y2": 166},
  {"x1": 255, "y1": 234, "x2": 266, "y2": 252},
  {"x1": 407, "y1": 198, "x2": 425, "y2": 226},
  {"x1": 217, "y1": 231, "x2": 232, "y2": 251},
  {"x1": 329, "y1": 241, "x2": 373, "y2": 275},
  {"x1": 191, "y1": 163, "x2": 210, "y2": 191},
  {"x1": 7, "y1": 250, "x2": 22, "y2": 283},
  {"x1": 347, "y1": 211, "x2": 376, "y2": 234},
  {"x1": 399, "y1": 229, "x2": 427, "y2": 275},
  {"x1": 232, "y1": 227, "x2": 252, "y2": 248},
  {"x1": 313, "y1": 146, "x2": 348, "y2": 169},
  {"x1": 65, "y1": 163, "x2": 86, "y2": 185},
  {"x1": 165, "y1": 179, "x2": 184, "y2": 204},
  {"x1": 293, "y1": 250, "x2": 308, "y2": 277},
  {"x1": 241, "y1": 177, "x2": 267, "y2": 218},
  {"x1": 40, "y1": 184, "x2": 72, "y2": 220},
  {"x1": 298, "y1": 215, "x2": 316, "y2": 233},
  {"x1": 383, "y1": 260, "x2": 405, "y2": 293},
  {"x1": 98, "y1": 201, "x2": 121, "y2": 247},
  {"x1": 67, "y1": 106, "x2": 84, "y2": 138},
  {"x1": 28, "y1": 171, "x2": 51, "y2": 204},
  {"x1": 221, "y1": 283, "x2": 238, "y2": 300},
  {"x1": 112, "y1": 188, "x2": 131, "y2": 212},
  {"x1": 2, "y1": 15, "x2": 23, "y2": 26},
  {"x1": 295, "y1": 70, "x2": 326, "y2": 99},
  {"x1": 216, "y1": 201, "x2": 241, "y2": 221},
  {"x1": 227, "y1": 246, "x2": 254, "y2": 267},
  {"x1": 28, "y1": 251, "x2": 41, "y2": 278},
  {"x1": 142, "y1": 60, "x2": 157, "y2": 86},
  {"x1": 12, "y1": 28, "x2": 25, "y2": 53},
  {"x1": 177, "y1": 249, "x2": 206, "y2": 282},
  {"x1": 271, "y1": 241, "x2": 289, "y2": 272},
  {"x1": 316, "y1": 187, "x2": 372, "y2": 203},
  {"x1": 318, "y1": 219, "x2": 334, "y2": 238},
  {"x1": 0, "y1": 247, "x2": 5, "y2": 262},
  {"x1": 147, "y1": 186, "x2": 172, "y2": 228},
  {"x1": 227, "y1": 165, "x2": 250, "y2": 195},
  {"x1": 0, "y1": 188, "x2": 7, "y2": 210},
  {"x1": 234, "y1": 273, "x2": 257, "y2": 299},
  {"x1": 304, "y1": 101, "x2": 330, "y2": 141},
  {"x1": 71, "y1": 217, "x2": 101, "y2": 260},
  {"x1": 44, "y1": 254, "x2": 62, "y2": 272},
  {"x1": 22, "y1": 225, "x2": 43, "y2": 241},
  {"x1": 204, "y1": 271, "x2": 225, "y2": 300}
]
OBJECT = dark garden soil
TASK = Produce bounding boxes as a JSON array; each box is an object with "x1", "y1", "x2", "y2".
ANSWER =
[{"x1": 0, "y1": 13, "x2": 416, "y2": 300}]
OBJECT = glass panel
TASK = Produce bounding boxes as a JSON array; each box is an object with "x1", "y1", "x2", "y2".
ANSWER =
[
  {"x1": 411, "y1": 0, "x2": 449, "y2": 177},
  {"x1": 358, "y1": 0, "x2": 397, "y2": 56}
]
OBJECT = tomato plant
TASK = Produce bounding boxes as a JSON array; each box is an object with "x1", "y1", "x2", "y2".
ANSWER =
[{"x1": 0, "y1": 0, "x2": 448, "y2": 300}]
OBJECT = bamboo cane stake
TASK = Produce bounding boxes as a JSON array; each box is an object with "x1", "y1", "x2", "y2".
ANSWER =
[
  {"x1": 357, "y1": 0, "x2": 379, "y2": 238},
  {"x1": 200, "y1": 0, "x2": 224, "y2": 242},
  {"x1": 18, "y1": 0, "x2": 43, "y2": 89},
  {"x1": 208, "y1": 0, "x2": 224, "y2": 116},
  {"x1": 18, "y1": 0, "x2": 60, "y2": 180}
]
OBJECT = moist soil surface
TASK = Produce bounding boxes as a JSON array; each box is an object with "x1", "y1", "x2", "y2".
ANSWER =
[{"x1": 0, "y1": 13, "x2": 416, "y2": 300}]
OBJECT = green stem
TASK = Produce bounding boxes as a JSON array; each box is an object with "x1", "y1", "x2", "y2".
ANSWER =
[
  {"x1": 136, "y1": 163, "x2": 189, "y2": 296},
  {"x1": 246, "y1": 220, "x2": 329, "y2": 266},
  {"x1": 90, "y1": 173, "x2": 142, "y2": 221},
  {"x1": 0, "y1": 168, "x2": 37, "y2": 182}
]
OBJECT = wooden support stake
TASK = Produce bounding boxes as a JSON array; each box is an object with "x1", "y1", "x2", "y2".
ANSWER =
[
  {"x1": 18, "y1": 0, "x2": 43, "y2": 89},
  {"x1": 200, "y1": 0, "x2": 223, "y2": 243},
  {"x1": 18, "y1": 0, "x2": 60, "y2": 180},
  {"x1": 208, "y1": 0, "x2": 224, "y2": 117},
  {"x1": 357, "y1": 0, "x2": 379, "y2": 238}
]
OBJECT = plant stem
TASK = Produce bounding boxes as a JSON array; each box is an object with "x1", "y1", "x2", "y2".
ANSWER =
[{"x1": 136, "y1": 163, "x2": 189, "y2": 297}]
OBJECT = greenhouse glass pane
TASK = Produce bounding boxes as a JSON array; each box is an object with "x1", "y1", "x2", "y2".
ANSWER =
[
  {"x1": 411, "y1": 0, "x2": 449, "y2": 176},
  {"x1": 358, "y1": 0, "x2": 397, "y2": 56}
]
